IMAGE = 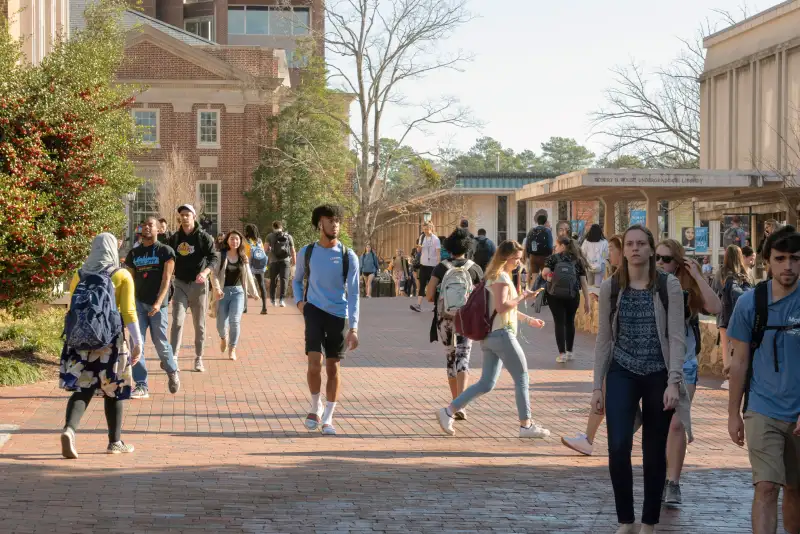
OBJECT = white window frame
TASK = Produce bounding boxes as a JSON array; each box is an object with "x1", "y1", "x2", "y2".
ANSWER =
[
  {"x1": 227, "y1": 5, "x2": 310, "y2": 36},
  {"x1": 197, "y1": 109, "x2": 221, "y2": 149},
  {"x1": 196, "y1": 180, "x2": 222, "y2": 234},
  {"x1": 184, "y1": 16, "x2": 214, "y2": 40},
  {"x1": 132, "y1": 108, "x2": 160, "y2": 148}
]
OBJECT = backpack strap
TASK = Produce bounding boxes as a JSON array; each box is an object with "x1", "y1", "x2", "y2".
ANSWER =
[
  {"x1": 743, "y1": 280, "x2": 770, "y2": 413},
  {"x1": 342, "y1": 245, "x2": 349, "y2": 285},
  {"x1": 303, "y1": 243, "x2": 315, "y2": 301}
]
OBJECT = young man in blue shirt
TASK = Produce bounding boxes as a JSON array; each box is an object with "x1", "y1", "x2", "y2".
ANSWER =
[
  {"x1": 293, "y1": 204, "x2": 360, "y2": 436},
  {"x1": 727, "y1": 225, "x2": 800, "y2": 534}
]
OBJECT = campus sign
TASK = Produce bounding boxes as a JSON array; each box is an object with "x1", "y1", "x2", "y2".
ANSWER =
[{"x1": 585, "y1": 175, "x2": 708, "y2": 187}]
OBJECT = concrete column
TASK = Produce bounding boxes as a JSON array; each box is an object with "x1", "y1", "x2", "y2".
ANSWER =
[
  {"x1": 600, "y1": 197, "x2": 615, "y2": 236},
  {"x1": 642, "y1": 191, "x2": 659, "y2": 235}
]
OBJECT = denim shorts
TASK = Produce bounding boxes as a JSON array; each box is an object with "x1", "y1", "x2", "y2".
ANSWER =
[{"x1": 683, "y1": 356, "x2": 698, "y2": 386}]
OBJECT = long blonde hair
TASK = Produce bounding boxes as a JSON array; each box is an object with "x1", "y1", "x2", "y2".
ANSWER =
[
  {"x1": 717, "y1": 245, "x2": 752, "y2": 285},
  {"x1": 658, "y1": 239, "x2": 703, "y2": 316},
  {"x1": 484, "y1": 240, "x2": 523, "y2": 282},
  {"x1": 615, "y1": 224, "x2": 658, "y2": 291}
]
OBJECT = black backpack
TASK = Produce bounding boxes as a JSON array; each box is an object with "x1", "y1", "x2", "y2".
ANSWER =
[
  {"x1": 742, "y1": 281, "x2": 800, "y2": 412},
  {"x1": 526, "y1": 226, "x2": 552, "y2": 256},
  {"x1": 609, "y1": 271, "x2": 670, "y2": 336},
  {"x1": 547, "y1": 256, "x2": 578, "y2": 299},
  {"x1": 273, "y1": 232, "x2": 292, "y2": 260},
  {"x1": 303, "y1": 243, "x2": 350, "y2": 301},
  {"x1": 472, "y1": 238, "x2": 493, "y2": 269}
]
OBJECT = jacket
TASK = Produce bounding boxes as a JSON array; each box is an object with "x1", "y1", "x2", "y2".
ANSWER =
[
  {"x1": 210, "y1": 254, "x2": 260, "y2": 301},
  {"x1": 593, "y1": 273, "x2": 693, "y2": 442},
  {"x1": 168, "y1": 222, "x2": 220, "y2": 283}
]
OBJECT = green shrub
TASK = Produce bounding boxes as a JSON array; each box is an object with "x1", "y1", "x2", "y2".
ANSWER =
[
  {"x1": 0, "y1": 308, "x2": 63, "y2": 386},
  {"x1": 0, "y1": 357, "x2": 43, "y2": 386}
]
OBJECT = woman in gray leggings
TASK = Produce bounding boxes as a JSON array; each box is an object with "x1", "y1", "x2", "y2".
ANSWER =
[{"x1": 436, "y1": 240, "x2": 551, "y2": 438}]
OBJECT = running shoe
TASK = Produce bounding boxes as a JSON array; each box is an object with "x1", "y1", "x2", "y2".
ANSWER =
[
  {"x1": 194, "y1": 357, "x2": 205, "y2": 372},
  {"x1": 107, "y1": 441, "x2": 135, "y2": 454},
  {"x1": 561, "y1": 433, "x2": 593, "y2": 455},
  {"x1": 410, "y1": 304, "x2": 421, "y2": 313},
  {"x1": 720, "y1": 379, "x2": 729, "y2": 390},
  {"x1": 566, "y1": 351, "x2": 575, "y2": 361},
  {"x1": 321, "y1": 424, "x2": 337, "y2": 436},
  {"x1": 436, "y1": 408, "x2": 455, "y2": 436},
  {"x1": 167, "y1": 371, "x2": 180, "y2": 394},
  {"x1": 663, "y1": 481, "x2": 682, "y2": 505},
  {"x1": 519, "y1": 421, "x2": 550, "y2": 439},
  {"x1": 279, "y1": 300, "x2": 286, "y2": 307},
  {"x1": 454, "y1": 409, "x2": 467, "y2": 421},
  {"x1": 60, "y1": 427, "x2": 78, "y2": 459},
  {"x1": 130, "y1": 385, "x2": 149, "y2": 399},
  {"x1": 555, "y1": 353, "x2": 568, "y2": 363}
]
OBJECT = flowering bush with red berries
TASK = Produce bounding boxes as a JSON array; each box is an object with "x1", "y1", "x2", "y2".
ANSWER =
[{"x1": 0, "y1": 0, "x2": 140, "y2": 313}]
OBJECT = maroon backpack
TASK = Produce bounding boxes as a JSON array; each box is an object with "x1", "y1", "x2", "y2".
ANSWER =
[{"x1": 454, "y1": 280, "x2": 497, "y2": 341}]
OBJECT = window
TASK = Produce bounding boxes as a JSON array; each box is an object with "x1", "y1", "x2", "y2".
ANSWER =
[
  {"x1": 133, "y1": 109, "x2": 159, "y2": 146},
  {"x1": 197, "y1": 181, "x2": 220, "y2": 236},
  {"x1": 497, "y1": 196, "x2": 508, "y2": 243},
  {"x1": 185, "y1": 17, "x2": 213, "y2": 40},
  {"x1": 558, "y1": 200, "x2": 569, "y2": 222},
  {"x1": 197, "y1": 110, "x2": 220, "y2": 148},
  {"x1": 517, "y1": 200, "x2": 527, "y2": 244},
  {"x1": 228, "y1": 6, "x2": 311, "y2": 36},
  {"x1": 129, "y1": 182, "x2": 159, "y2": 243}
]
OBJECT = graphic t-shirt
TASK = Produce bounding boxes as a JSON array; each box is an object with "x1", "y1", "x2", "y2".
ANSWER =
[{"x1": 124, "y1": 241, "x2": 175, "y2": 307}]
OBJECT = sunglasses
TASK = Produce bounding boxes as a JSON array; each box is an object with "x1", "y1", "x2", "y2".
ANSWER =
[{"x1": 655, "y1": 254, "x2": 674, "y2": 264}]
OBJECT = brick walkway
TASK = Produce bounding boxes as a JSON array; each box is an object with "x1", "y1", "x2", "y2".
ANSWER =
[{"x1": 0, "y1": 297, "x2": 756, "y2": 533}]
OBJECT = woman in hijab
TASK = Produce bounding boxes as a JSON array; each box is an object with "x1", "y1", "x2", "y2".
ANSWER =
[{"x1": 59, "y1": 233, "x2": 143, "y2": 458}]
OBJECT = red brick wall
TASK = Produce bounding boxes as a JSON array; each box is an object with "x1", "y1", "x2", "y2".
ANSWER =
[
  {"x1": 203, "y1": 47, "x2": 278, "y2": 78},
  {"x1": 119, "y1": 42, "x2": 225, "y2": 80}
]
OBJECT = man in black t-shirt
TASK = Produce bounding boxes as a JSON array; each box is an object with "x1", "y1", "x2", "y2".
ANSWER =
[{"x1": 125, "y1": 216, "x2": 180, "y2": 398}]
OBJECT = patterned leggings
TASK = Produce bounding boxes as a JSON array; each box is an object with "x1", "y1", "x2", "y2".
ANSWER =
[{"x1": 438, "y1": 317, "x2": 473, "y2": 378}]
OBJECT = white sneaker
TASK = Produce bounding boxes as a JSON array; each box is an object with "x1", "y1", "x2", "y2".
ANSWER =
[
  {"x1": 519, "y1": 421, "x2": 550, "y2": 439},
  {"x1": 556, "y1": 353, "x2": 568, "y2": 363},
  {"x1": 271, "y1": 300, "x2": 277, "y2": 307},
  {"x1": 279, "y1": 299, "x2": 286, "y2": 307},
  {"x1": 561, "y1": 433, "x2": 593, "y2": 456},
  {"x1": 721, "y1": 379, "x2": 729, "y2": 390},
  {"x1": 436, "y1": 408, "x2": 455, "y2": 436},
  {"x1": 321, "y1": 423, "x2": 337, "y2": 436},
  {"x1": 566, "y1": 351, "x2": 575, "y2": 361}
]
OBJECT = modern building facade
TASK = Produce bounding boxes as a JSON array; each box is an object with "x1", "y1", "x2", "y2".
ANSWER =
[{"x1": 3, "y1": 0, "x2": 70, "y2": 63}]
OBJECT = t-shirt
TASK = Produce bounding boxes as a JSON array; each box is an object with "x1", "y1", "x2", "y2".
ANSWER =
[
  {"x1": 487, "y1": 271, "x2": 518, "y2": 335},
  {"x1": 419, "y1": 234, "x2": 441, "y2": 267},
  {"x1": 544, "y1": 253, "x2": 586, "y2": 296},
  {"x1": 124, "y1": 241, "x2": 175, "y2": 307},
  {"x1": 266, "y1": 231, "x2": 295, "y2": 263},
  {"x1": 727, "y1": 282, "x2": 800, "y2": 422},
  {"x1": 224, "y1": 258, "x2": 243, "y2": 287}
]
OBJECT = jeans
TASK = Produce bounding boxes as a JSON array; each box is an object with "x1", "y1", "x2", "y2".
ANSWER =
[
  {"x1": 253, "y1": 271, "x2": 268, "y2": 311},
  {"x1": 605, "y1": 360, "x2": 673, "y2": 525},
  {"x1": 133, "y1": 300, "x2": 177, "y2": 387},
  {"x1": 548, "y1": 296, "x2": 580, "y2": 353},
  {"x1": 217, "y1": 286, "x2": 245, "y2": 347},
  {"x1": 170, "y1": 278, "x2": 208, "y2": 359},
  {"x1": 451, "y1": 329, "x2": 530, "y2": 421},
  {"x1": 269, "y1": 260, "x2": 291, "y2": 301}
]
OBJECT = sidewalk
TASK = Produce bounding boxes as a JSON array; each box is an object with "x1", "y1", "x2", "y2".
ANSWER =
[{"x1": 0, "y1": 297, "x2": 755, "y2": 533}]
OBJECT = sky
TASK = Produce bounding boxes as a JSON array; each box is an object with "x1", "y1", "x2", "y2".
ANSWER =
[{"x1": 334, "y1": 0, "x2": 761, "y2": 159}]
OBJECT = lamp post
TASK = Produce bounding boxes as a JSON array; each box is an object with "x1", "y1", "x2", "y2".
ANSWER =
[{"x1": 125, "y1": 191, "x2": 136, "y2": 247}]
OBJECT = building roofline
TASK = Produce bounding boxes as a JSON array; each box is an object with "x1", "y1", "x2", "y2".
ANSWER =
[
  {"x1": 704, "y1": 0, "x2": 800, "y2": 48},
  {"x1": 126, "y1": 9, "x2": 216, "y2": 45},
  {"x1": 455, "y1": 171, "x2": 561, "y2": 179}
]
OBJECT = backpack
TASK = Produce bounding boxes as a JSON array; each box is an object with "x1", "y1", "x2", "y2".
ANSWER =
[
  {"x1": 454, "y1": 280, "x2": 497, "y2": 341},
  {"x1": 547, "y1": 256, "x2": 578, "y2": 299},
  {"x1": 273, "y1": 232, "x2": 292, "y2": 261},
  {"x1": 473, "y1": 238, "x2": 493, "y2": 269},
  {"x1": 526, "y1": 226, "x2": 551, "y2": 256},
  {"x1": 64, "y1": 269, "x2": 123, "y2": 351},
  {"x1": 609, "y1": 271, "x2": 670, "y2": 337},
  {"x1": 303, "y1": 243, "x2": 350, "y2": 301},
  {"x1": 437, "y1": 260, "x2": 475, "y2": 319},
  {"x1": 250, "y1": 239, "x2": 268, "y2": 271},
  {"x1": 723, "y1": 226, "x2": 744, "y2": 247},
  {"x1": 742, "y1": 281, "x2": 800, "y2": 412},
  {"x1": 719, "y1": 275, "x2": 753, "y2": 328}
]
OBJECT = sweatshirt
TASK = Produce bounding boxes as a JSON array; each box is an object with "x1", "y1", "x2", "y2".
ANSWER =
[
  {"x1": 168, "y1": 222, "x2": 220, "y2": 283},
  {"x1": 293, "y1": 242, "x2": 360, "y2": 330}
]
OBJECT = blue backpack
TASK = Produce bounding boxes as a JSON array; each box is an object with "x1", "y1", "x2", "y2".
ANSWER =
[
  {"x1": 64, "y1": 269, "x2": 123, "y2": 351},
  {"x1": 250, "y1": 240, "x2": 268, "y2": 272}
]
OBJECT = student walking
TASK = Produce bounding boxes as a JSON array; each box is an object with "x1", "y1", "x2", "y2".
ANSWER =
[
  {"x1": 425, "y1": 228, "x2": 484, "y2": 420},
  {"x1": 360, "y1": 244, "x2": 379, "y2": 298},
  {"x1": 389, "y1": 249, "x2": 407, "y2": 297},
  {"x1": 293, "y1": 204, "x2": 360, "y2": 436},
  {"x1": 655, "y1": 239, "x2": 721, "y2": 506},
  {"x1": 582, "y1": 224, "x2": 609, "y2": 287},
  {"x1": 168, "y1": 204, "x2": 220, "y2": 373},
  {"x1": 591, "y1": 225, "x2": 689, "y2": 534},
  {"x1": 714, "y1": 245, "x2": 754, "y2": 390},
  {"x1": 125, "y1": 217, "x2": 180, "y2": 399},
  {"x1": 542, "y1": 236, "x2": 591, "y2": 363},
  {"x1": 265, "y1": 221, "x2": 296, "y2": 307},
  {"x1": 411, "y1": 223, "x2": 441, "y2": 313},
  {"x1": 435, "y1": 240, "x2": 550, "y2": 438},
  {"x1": 211, "y1": 230, "x2": 261, "y2": 361},
  {"x1": 726, "y1": 225, "x2": 800, "y2": 534},
  {"x1": 472, "y1": 228, "x2": 496, "y2": 273},
  {"x1": 59, "y1": 233, "x2": 143, "y2": 458},
  {"x1": 561, "y1": 233, "x2": 623, "y2": 455},
  {"x1": 525, "y1": 213, "x2": 554, "y2": 287},
  {"x1": 244, "y1": 224, "x2": 269, "y2": 314}
]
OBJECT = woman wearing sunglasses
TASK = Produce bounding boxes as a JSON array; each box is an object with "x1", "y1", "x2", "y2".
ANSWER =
[{"x1": 654, "y1": 239, "x2": 721, "y2": 507}]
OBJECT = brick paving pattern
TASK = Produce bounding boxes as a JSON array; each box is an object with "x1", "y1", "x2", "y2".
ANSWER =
[{"x1": 0, "y1": 297, "x2": 758, "y2": 533}]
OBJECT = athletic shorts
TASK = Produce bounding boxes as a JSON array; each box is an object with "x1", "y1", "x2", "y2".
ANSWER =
[
  {"x1": 303, "y1": 303, "x2": 347, "y2": 359},
  {"x1": 744, "y1": 411, "x2": 800, "y2": 487}
]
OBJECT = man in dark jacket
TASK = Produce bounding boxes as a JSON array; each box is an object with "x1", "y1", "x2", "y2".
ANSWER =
[
  {"x1": 168, "y1": 204, "x2": 219, "y2": 372},
  {"x1": 472, "y1": 228, "x2": 496, "y2": 272}
]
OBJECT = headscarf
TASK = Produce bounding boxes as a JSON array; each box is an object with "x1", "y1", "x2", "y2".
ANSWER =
[{"x1": 81, "y1": 233, "x2": 120, "y2": 274}]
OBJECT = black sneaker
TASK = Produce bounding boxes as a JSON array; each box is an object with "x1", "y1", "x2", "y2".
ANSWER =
[
  {"x1": 167, "y1": 371, "x2": 180, "y2": 394},
  {"x1": 410, "y1": 304, "x2": 421, "y2": 313},
  {"x1": 130, "y1": 384, "x2": 149, "y2": 399},
  {"x1": 663, "y1": 481, "x2": 682, "y2": 506}
]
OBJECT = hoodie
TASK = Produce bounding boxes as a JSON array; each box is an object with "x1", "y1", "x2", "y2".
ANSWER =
[{"x1": 168, "y1": 222, "x2": 220, "y2": 283}]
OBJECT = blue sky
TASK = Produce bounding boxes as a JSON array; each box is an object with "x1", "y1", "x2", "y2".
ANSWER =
[{"x1": 342, "y1": 0, "x2": 761, "y2": 159}]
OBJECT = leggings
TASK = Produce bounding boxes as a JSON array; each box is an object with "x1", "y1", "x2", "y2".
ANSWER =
[
  {"x1": 253, "y1": 272, "x2": 268, "y2": 311},
  {"x1": 64, "y1": 389, "x2": 124, "y2": 443},
  {"x1": 548, "y1": 295, "x2": 580, "y2": 353}
]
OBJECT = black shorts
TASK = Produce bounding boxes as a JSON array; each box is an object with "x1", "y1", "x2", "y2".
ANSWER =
[
  {"x1": 303, "y1": 303, "x2": 347, "y2": 359},
  {"x1": 418, "y1": 265, "x2": 435, "y2": 297}
]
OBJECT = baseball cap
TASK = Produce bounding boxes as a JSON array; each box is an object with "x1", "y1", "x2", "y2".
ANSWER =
[{"x1": 177, "y1": 204, "x2": 196, "y2": 216}]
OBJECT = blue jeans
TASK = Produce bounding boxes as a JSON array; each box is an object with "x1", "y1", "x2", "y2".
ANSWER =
[
  {"x1": 605, "y1": 360, "x2": 673, "y2": 526},
  {"x1": 133, "y1": 300, "x2": 178, "y2": 388},
  {"x1": 217, "y1": 286, "x2": 245, "y2": 347},
  {"x1": 451, "y1": 329, "x2": 531, "y2": 421}
]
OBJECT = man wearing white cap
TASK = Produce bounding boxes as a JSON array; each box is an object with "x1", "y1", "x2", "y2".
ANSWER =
[{"x1": 168, "y1": 204, "x2": 220, "y2": 372}]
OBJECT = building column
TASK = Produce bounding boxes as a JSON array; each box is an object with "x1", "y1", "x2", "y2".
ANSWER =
[
  {"x1": 642, "y1": 191, "x2": 659, "y2": 235},
  {"x1": 600, "y1": 197, "x2": 616, "y2": 236}
]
